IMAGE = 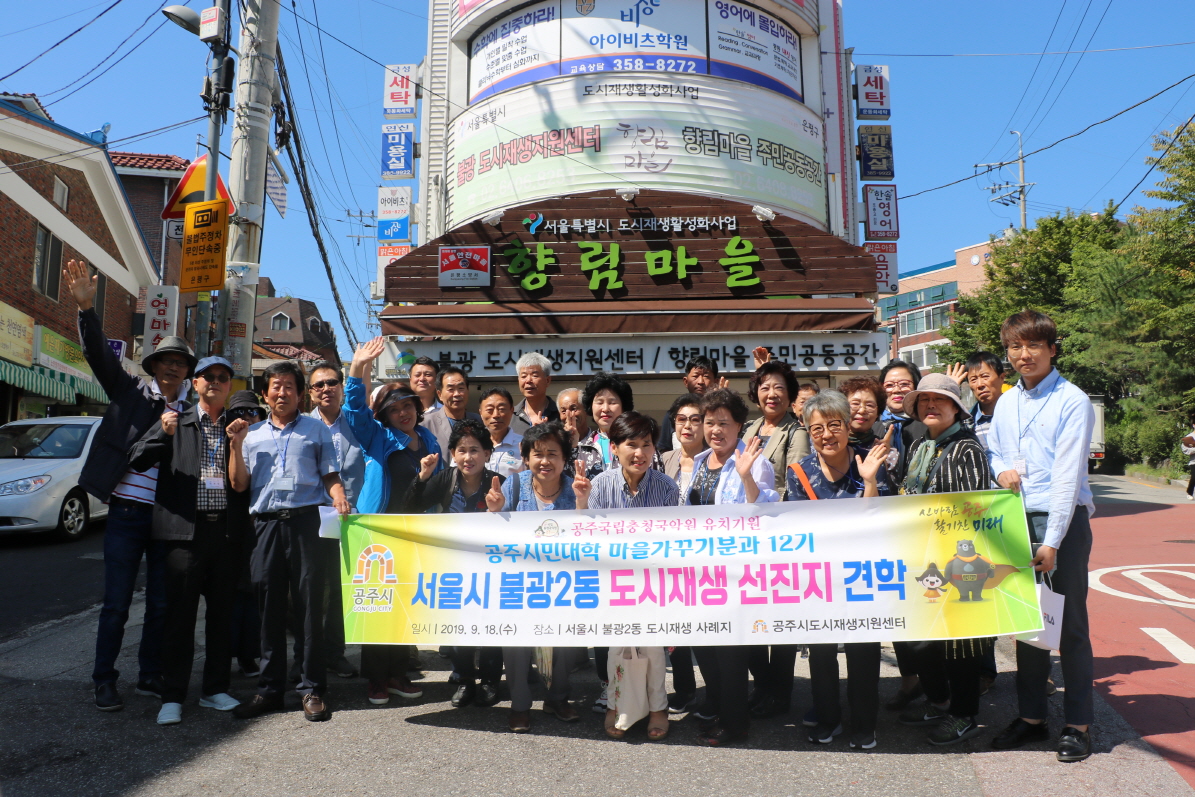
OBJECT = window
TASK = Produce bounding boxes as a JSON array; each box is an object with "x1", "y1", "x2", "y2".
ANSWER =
[
  {"x1": 309, "y1": 318, "x2": 321, "y2": 333},
  {"x1": 898, "y1": 304, "x2": 952, "y2": 338},
  {"x1": 52, "y1": 177, "x2": 69, "y2": 211},
  {"x1": 33, "y1": 224, "x2": 62, "y2": 299},
  {"x1": 271, "y1": 313, "x2": 290, "y2": 331},
  {"x1": 91, "y1": 267, "x2": 107, "y2": 327}
]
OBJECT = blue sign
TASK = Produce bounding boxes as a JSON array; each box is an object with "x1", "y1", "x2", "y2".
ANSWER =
[
  {"x1": 381, "y1": 123, "x2": 415, "y2": 180},
  {"x1": 378, "y1": 218, "x2": 410, "y2": 242}
]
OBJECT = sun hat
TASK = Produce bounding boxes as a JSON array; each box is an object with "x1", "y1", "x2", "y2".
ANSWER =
[{"x1": 903, "y1": 373, "x2": 969, "y2": 421}]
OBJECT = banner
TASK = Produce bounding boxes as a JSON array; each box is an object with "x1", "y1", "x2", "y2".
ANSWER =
[{"x1": 341, "y1": 490, "x2": 1041, "y2": 646}]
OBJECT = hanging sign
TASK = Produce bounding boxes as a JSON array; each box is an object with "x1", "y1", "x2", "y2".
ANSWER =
[
  {"x1": 864, "y1": 242, "x2": 898, "y2": 294},
  {"x1": 383, "y1": 64, "x2": 418, "y2": 118},
  {"x1": 377, "y1": 186, "x2": 412, "y2": 241},
  {"x1": 381, "y1": 123, "x2": 415, "y2": 179},
  {"x1": 858, "y1": 124, "x2": 894, "y2": 180},
  {"x1": 854, "y1": 64, "x2": 891, "y2": 120},
  {"x1": 863, "y1": 184, "x2": 899, "y2": 241}
]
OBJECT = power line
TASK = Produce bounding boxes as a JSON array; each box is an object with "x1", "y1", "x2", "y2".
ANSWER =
[
  {"x1": 1115, "y1": 113, "x2": 1194, "y2": 210},
  {"x1": 823, "y1": 40, "x2": 1195, "y2": 57},
  {"x1": 0, "y1": 0, "x2": 128, "y2": 83},
  {"x1": 899, "y1": 71, "x2": 1195, "y2": 200},
  {"x1": 0, "y1": 115, "x2": 207, "y2": 175},
  {"x1": 0, "y1": 2, "x2": 110, "y2": 40}
]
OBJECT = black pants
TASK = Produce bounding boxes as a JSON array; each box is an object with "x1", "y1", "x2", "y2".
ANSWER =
[
  {"x1": 695, "y1": 645, "x2": 751, "y2": 736},
  {"x1": 892, "y1": 641, "x2": 918, "y2": 678},
  {"x1": 747, "y1": 645, "x2": 797, "y2": 708},
  {"x1": 669, "y1": 646, "x2": 696, "y2": 696},
  {"x1": 251, "y1": 510, "x2": 325, "y2": 697},
  {"x1": 291, "y1": 537, "x2": 346, "y2": 667},
  {"x1": 808, "y1": 642, "x2": 880, "y2": 735},
  {"x1": 161, "y1": 518, "x2": 238, "y2": 704},
  {"x1": 1018, "y1": 508, "x2": 1094, "y2": 726},
  {"x1": 594, "y1": 646, "x2": 609, "y2": 683},
  {"x1": 361, "y1": 644, "x2": 410, "y2": 684},
  {"x1": 1187, "y1": 464, "x2": 1195, "y2": 496},
  {"x1": 450, "y1": 647, "x2": 503, "y2": 685},
  {"x1": 914, "y1": 641, "x2": 984, "y2": 718}
]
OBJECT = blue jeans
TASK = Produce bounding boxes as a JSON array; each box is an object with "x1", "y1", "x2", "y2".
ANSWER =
[{"x1": 92, "y1": 500, "x2": 168, "y2": 685}]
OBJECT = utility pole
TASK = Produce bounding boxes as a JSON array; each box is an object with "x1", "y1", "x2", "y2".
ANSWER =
[
  {"x1": 974, "y1": 130, "x2": 1035, "y2": 230},
  {"x1": 217, "y1": 0, "x2": 281, "y2": 379}
]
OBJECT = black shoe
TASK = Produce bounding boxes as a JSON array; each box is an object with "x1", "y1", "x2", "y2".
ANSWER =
[
  {"x1": 329, "y1": 656, "x2": 358, "y2": 679},
  {"x1": 991, "y1": 718, "x2": 1049, "y2": 750},
  {"x1": 668, "y1": 692, "x2": 697, "y2": 714},
  {"x1": 696, "y1": 724, "x2": 747, "y2": 747},
  {"x1": 750, "y1": 695, "x2": 789, "y2": 719},
  {"x1": 807, "y1": 722, "x2": 843, "y2": 744},
  {"x1": 438, "y1": 645, "x2": 452, "y2": 658},
  {"x1": 1057, "y1": 727, "x2": 1092, "y2": 762},
  {"x1": 95, "y1": 682, "x2": 123, "y2": 712},
  {"x1": 233, "y1": 694, "x2": 285, "y2": 719},
  {"x1": 696, "y1": 714, "x2": 721, "y2": 733},
  {"x1": 884, "y1": 683, "x2": 924, "y2": 711},
  {"x1": 475, "y1": 682, "x2": 500, "y2": 707},
  {"x1": 747, "y1": 688, "x2": 766, "y2": 709},
  {"x1": 134, "y1": 675, "x2": 164, "y2": 699},
  {"x1": 288, "y1": 662, "x2": 301, "y2": 685},
  {"x1": 451, "y1": 682, "x2": 476, "y2": 708},
  {"x1": 448, "y1": 671, "x2": 462, "y2": 684}
]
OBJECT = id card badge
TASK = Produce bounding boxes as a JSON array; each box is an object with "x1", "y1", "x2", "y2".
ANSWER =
[
  {"x1": 275, "y1": 476, "x2": 296, "y2": 491},
  {"x1": 204, "y1": 477, "x2": 224, "y2": 490},
  {"x1": 1013, "y1": 457, "x2": 1028, "y2": 476}
]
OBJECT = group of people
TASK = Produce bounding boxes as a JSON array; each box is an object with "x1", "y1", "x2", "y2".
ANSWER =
[{"x1": 65, "y1": 259, "x2": 1097, "y2": 761}]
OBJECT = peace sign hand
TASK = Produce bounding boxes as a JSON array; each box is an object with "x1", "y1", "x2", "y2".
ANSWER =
[
  {"x1": 573, "y1": 459, "x2": 592, "y2": 509},
  {"x1": 485, "y1": 476, "x2": 505, "y2": 512}
]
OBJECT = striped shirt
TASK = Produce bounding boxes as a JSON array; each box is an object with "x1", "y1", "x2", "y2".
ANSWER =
[
  {"x1": 111, "y1": 382, "x2": 186, "y2": 504},
  {"x1": 588, "y1": 467, "x2": 679, "y2": 510}
]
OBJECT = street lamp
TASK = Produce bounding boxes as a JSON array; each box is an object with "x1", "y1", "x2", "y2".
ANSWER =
[{"x1": 161, "y1": 5, "x2": 201, "y2": 35}]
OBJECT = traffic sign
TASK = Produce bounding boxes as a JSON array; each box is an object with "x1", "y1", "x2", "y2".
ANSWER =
[
  {"x1": 161, "y1": 154, "x2": 237, "y2": 220},
  {"x1": 180, "y1": 199, "x2": 229, "y2": 291}
]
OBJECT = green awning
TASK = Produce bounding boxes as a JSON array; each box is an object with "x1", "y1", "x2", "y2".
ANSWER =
[
  {"x1": 0, "y1": 361, "x2": 73, "y2": 402},
  {"x1": 29, "y1": 365, "x2": 109, "y2": 405},
  {"x1": 72, "y1": 376, "x2": 109, "y2": 404}
]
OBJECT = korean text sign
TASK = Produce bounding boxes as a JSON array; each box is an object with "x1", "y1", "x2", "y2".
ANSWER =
[
  {"x1": 377, "y1": 186, "x2": 411, "y2": 241},
  {"x1": 180, "y1": 198, "x2": 229, "y2": 291},
  {"x1": 383, "y1": 64, "x2": 417, "y2": 118},
  {"x1": 855, "y1": 64, "x2": 890, "y2": 120},
  {"x1": 381, "y1": 123, "x2": 415, "y2": 179},
  {"x1": 864, "y1": 184, "x2": 899, "y2": 241},
  {"x1": 339, "y1": 490, "x2": 1041, "y2": 645}
]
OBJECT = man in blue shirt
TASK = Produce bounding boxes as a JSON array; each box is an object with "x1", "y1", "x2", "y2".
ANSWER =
[
  {"x1": 986, "y1": 311, "x2": 1096, "y2": 763},
  {"x1": 228, "y1": 360, "x2": 350, "y2": 722}
]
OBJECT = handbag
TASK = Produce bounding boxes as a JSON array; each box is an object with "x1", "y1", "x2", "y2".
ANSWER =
[{"x1": 1016, "y1": 572, "x2": 1064, "y2": 651}]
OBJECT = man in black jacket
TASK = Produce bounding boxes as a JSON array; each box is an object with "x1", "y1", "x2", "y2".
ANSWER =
[
  {"x1": 129, "y1": 356, "x2": 246, "y2": 725},
  {"x1": 65, "y1": 260, "x2": 195, "y2": 712}
]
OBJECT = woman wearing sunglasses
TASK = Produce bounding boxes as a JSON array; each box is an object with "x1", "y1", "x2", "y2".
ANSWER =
[{"x1": 786, "y1": 390, "x2": 894, "y2": 752}]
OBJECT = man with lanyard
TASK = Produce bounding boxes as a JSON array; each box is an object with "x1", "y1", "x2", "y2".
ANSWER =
[
  {"x1": 127, "y1": 356, "x2": 243, "y2": 725},
  {"x1": 987, "y1": 310, "x2": 1096, "y2": 763},
  {"x1": 229, "y1": 360, "x2": 351, "y2": 722},
  {"x1": 303, "y1": 362, "x2": 365, "y2": 681},
  {"x1": 510, "y1": 352, "x2": 560, "y2": 434},
  {"x1": 64, "y1": 260, "x2": 192, "y2": 712}
]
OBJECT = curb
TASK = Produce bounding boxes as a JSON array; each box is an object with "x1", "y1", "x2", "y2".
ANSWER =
[{"x1": 1125, "y1": 471, "x2": 1187, "y2": 488}]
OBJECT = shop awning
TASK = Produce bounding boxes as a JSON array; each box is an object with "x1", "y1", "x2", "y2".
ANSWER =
[
  {"x1": 28, "y1": 365, "x2": 109, "y2": 405},
  {"x1": 0, "y1": 360, "x2": 74, "y2": 402},
  {"x1": 379, "y1": 298, "x2": 877, "y2": 338}
]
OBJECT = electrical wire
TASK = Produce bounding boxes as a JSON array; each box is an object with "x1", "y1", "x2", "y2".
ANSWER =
[
  {"x1": 0, "y1": 0, "x2": 128, "y2": 83},
  {"x1": 0, "y1": 2, "x2": 110, "y2": 40},
  {"x1": 0, "y1": 115, "x2": 208, "y2": 175},
  {"x1": 823, "y1": 40, "x2": 1195, "y2": 57}
]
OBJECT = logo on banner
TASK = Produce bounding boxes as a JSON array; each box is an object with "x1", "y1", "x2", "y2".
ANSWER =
[
  {"x1": 354, "y1": 544, "x2": 398, "y2": 584},
  {"x1": 523, "y1": 212, "x2": 544, "y2": 233},
  {"x1": 576, "y1": 0, "x2": 595, "y2": 14}
]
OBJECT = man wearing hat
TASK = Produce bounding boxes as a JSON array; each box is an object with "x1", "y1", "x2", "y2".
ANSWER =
[
  {"x1": 128, "y1": 356, "x2": 244, "y2": 725},
  {"x1": 65, "y1": 260, "x2": 194, "y2": 712}
]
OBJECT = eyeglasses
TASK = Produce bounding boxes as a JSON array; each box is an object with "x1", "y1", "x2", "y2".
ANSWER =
[
  {"x1": 197, "y1": 371, "x2": 231, "y2": 383},
  {"x1": 310, "y1": 378, "x2": 341, "y2": 390},
  {"x1": 157, "y1": 356, "x2": 189, "y2": 369},
  {"x1": 848, "y1": 400, "x2": 878, "y2": 411},
  {"x1": 883, "y1": 380, "x2": 914, "y2": 391},
  {"x1": 808, "y1": 420, "x2": 847, "y2": 437},
  {"x1": 229, "y1": 407, "x2": 263, "y2": 419},
  {"x1": 675, "y1": 413, "x2": 704, "y2": 427},
  {"x1": 1006, "y1": 342, "x2": 1049, "y2": 355}
]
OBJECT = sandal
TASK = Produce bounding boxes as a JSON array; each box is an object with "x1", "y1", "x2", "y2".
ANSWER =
[
  {"x1": 647, "y1": 710, "x2": 670, "y2": 741},
  {"x1": 604, "y1": 709, "x2": 625, "y2": 740}
]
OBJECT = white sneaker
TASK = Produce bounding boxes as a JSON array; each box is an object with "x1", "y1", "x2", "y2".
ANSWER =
[
  {"x1": 1187, "y1": 494, "x2": 1193, "y2": 501},
  {"x1": 199, "y1": 693, "x2": 241, "y2": 711},
  {"x1": 157, "y1": 702, "x2": 183, "y2": 725},
  {"x1": 592, "y1": 682, "x2": 608, "y2": 714}
]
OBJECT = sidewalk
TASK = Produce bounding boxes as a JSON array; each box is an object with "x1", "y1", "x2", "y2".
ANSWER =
[{"x1": 0, "y1": 594, "x2": 1191, "y2": 797}]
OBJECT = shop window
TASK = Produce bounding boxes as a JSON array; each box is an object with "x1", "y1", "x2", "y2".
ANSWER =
[
  {"x1": 33, "y1": 224, "x2": 62, "y2": 299},
  {"x1": 53, "y1": 177, "x2": 69, "y2": 211}
]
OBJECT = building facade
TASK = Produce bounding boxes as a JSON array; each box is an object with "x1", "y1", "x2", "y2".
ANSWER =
[{"x1": 253, "y1": 276, "x2": 340, "y2": 369}]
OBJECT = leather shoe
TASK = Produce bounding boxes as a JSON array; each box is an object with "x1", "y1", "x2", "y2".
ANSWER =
[
  {"x1": 302, "y1": 693, "x2": 330, "y2": 722},
  {"x1": 696, "y1": 724, "x2": 748, "y2": 747},
  {"x1": 990, "y1": 718, "x2": 1049, "y2": 750},
  {"x1": 95, "y1": 682, "x2": 123, "y2": 712},
  {"x1": 696, "y1": 714, "x2": 721, "y2": 733},
  {"x1": 451, "y1": 682, "x2": 476, "y2": 708},
  {"x1": 233, "y1": 694, "x2": 284, "y2": 719},
  {"x1": 135, "y1": 675, "x2": 165, "y2": 699},
  {"x1": 750, "y1": 695, "x2": 789, "y2": 719},
  {"x1": 475, "y1": 682, "x2": 500, "y2": 707},
  {"x1": 1057, "y1": 727, "x2": 1092, "y2": 762},
  {"x1": 509, "y1": 709, "x2": 531, "y2": 733},
  {"x1": 543, "y1": 699, "x2": 579, "y2": 722},
  {"x1": 884, "y1": 683, "x2": 924, "y2": 711}
]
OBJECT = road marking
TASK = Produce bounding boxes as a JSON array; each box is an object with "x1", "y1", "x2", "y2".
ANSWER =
[
  {"x1": 1128, "y1": 480, "x2": 1163, "y2": 490},
  {"x1": 1142, "y1": 628, "x2": 1195, "y2": 664},
  {"x1": 1090, "y1": 564, "x2": 1195, "y2": 608}
]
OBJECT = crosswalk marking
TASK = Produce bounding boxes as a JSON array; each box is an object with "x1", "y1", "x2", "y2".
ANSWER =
[{"x1": 1142, "y1": 627, "x2": 1195, "y2": 664}]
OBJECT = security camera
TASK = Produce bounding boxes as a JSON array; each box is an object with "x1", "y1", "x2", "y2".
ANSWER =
[
  {"x1": 617, "y1": 188, "x2": 640, "y2": 202},
  {"x1": 481, "y1": 211, "x2": 503, "y2": 227},
  {"x1": 752, "y1": 205, "x2": 776, "y2": 222}
]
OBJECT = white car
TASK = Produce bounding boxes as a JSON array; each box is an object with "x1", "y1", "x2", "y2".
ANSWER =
[{"x1": 0, "y1": 416, "x2": 108, "y2": 541}]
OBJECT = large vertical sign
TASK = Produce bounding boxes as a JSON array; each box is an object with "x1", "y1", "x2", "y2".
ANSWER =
[
  {"x1": 377, "y1": 186, "x2": 412, "y2": 242},
  {"x1": 383, "y1": 64, "x2": 418, "y2": 118},
  {"x1": 865, "y1": 242, "x2": 898, "y2": 294},
  {"x1": 180, "y1": 198, "x2": 229, "y2": 291},
  {"x1": 144, "y1": 287, "x2": 180, "y2": 351},
  {"x1": 858, "y1": 125, "x2": 894, "y2": 180},
  {"x1": 381, "y1": 123, "x2": 415, "y2": 179},
  {"x1": 854, "y1": 64, "x2": 891, "y2": 120},
  {"x1": 863, "y1": 184, "x2": 899, "y2": 241},
  {"x1": 377, "y1": 245, "x2": 411, "y2": 288}
]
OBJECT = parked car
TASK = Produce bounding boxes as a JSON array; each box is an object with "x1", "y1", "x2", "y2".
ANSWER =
[{"x1": 0, "y1": 416, "x2": 106, "y2": 541}]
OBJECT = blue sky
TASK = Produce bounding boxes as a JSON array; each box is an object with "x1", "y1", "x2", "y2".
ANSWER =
[{"x1": 4, "y1": 1, "x2": 1193, "y2": 358}]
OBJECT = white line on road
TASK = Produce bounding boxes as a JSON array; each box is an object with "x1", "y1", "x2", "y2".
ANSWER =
[{"x1": 1142, "y1": 627, "x2": 1195, "y2": 664}]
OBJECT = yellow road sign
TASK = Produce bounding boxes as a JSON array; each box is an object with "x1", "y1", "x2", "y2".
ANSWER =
[{"x1": 181, "y1": 199, "x2": 229, "y2": 292}]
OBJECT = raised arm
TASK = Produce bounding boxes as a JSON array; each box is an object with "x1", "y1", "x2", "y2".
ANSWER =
[{"x1": 65, "y1": 259, "x2": 137, "y2": 400}]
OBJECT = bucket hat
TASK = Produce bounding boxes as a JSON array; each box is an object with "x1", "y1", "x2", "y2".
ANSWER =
[
  {"x1": 142, "y1": 336, "x2": 197, "y2": 376},
  {"x1": 903, "y1": 373, "x2": 969, "y2": 422}
]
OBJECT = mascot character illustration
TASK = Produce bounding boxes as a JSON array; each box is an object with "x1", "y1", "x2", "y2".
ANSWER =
[
  {"x1": 943, "y1": 540, "x2": 996, "y2": 601},
  {"x1": 914, "y1": 563, "x2": 949, "y2": 603}
]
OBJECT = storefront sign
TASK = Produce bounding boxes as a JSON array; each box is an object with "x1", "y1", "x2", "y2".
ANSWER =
[
  {"x1": 707, "y1": 0, "x2": 802, "y2": 101},
  {"x1": 107, "y1": 339, "x2": 127, "y2": 361},
  {"x1": 561, "y1": 0, "x2": 707, "y2": 77},
  {"x1": 439, "y1": 246, "x2": 492, "y2": 287},
  {"x1": 378, "y1": 245, "x2": 411, "y2": 286},
  {"x1": 377, "y1": 186, "x2": 411, "y2": 241},
  {"x1": 180, "y1": 198, "x2": 229, "y2": 291},
  {"x1": 858, "y1": 124, "x2": 893, "y2": 180},
  {"x1": 470, "y1": 0, "x2": 561, "y2": 102},
  {"x1": 145, "y1": 286, "x2": 179, "y2": 350},
  {"x1": 450, "y1": 77, "x2": 826, "y2": 227},
  {"x1": 865, "y1": 242, "x2": 898, "y2": 294},
  {"x1": 0, "y1": 301, "x2": 35, "y2": 368},
  {"x1": 381, "y1": 123, "x2": 415, "y2": 179},
  {"x1": 854, "y1": 64, "x2": 890, "y2": 120},
  {"x1": 386, "y1": 331, "x2": 887, "y2": 379},
  {"x1": 383, "y1": 64, "x2": 418, "y2": 118},
  {"x1": 34, "y1": 326, "x2": 93, "y2": 381},
  {"x1": 863, "y1": 184, "x2": 899, "y2": 241}
]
